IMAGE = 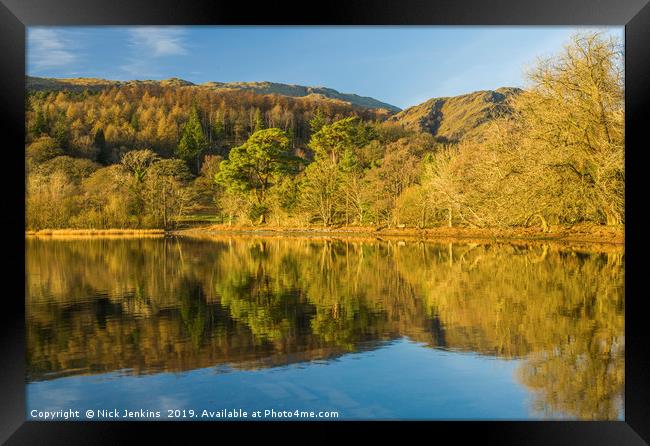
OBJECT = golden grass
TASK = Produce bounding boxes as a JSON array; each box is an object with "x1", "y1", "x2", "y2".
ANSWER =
[{"x1": 26, "y1": 229, "x2": 166, "y2": 238}]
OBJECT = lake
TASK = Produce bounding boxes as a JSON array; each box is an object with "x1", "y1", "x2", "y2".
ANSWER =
[{"x1": 25, "y1": 235, "x2": 624, "y2": 420}]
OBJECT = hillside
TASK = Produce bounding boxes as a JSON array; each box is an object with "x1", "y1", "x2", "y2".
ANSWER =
[
  {"x1": 26, "y1": 76, "x2": 401, "y2": 113},
  {"x1": 25, "y1": 75, "x2": 395, "y2": 161},
  {"x1": 201, "y1": 81, "x2": 402, "y2": 113},
  {"x1": 391, "y1": 87, "x2": 522, "y2": 142}
]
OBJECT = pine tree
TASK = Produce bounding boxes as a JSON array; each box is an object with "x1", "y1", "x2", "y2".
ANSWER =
[
  {"x1": 253, "y1": 108, "x2": 265, "y2": 133},
  {"x1": 31, "y1": 107, "x2": 48, "y2": 136},
  {"x1": 216, "y1": 128, "x2": 300, "y2": 224},
  {"x1": 309, "y1": 108, "x2": 326, "y2": 134},
  {"x1": 94, "y1": 129, "x2": 111, "y2": 164},
  {"x1": 177, "y1": 103, "x2": 208, "y2": 173}
]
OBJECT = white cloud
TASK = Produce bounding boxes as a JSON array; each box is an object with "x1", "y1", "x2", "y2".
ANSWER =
[
  {"x1": 128, "y1": 27, "x2": 188, "y2": 57},
  {"x1": 28, "y1": 28, "x2": 77, "y2": 72},
  {"x1": 120, "y1": 27, "x2": 189, "y2": 78},
  {"x1": 120, "y1": 58, "x2": 162, "y2": 78}
]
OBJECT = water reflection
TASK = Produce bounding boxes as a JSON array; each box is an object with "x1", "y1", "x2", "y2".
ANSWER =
[{"x1": 25, "y1": 236, "x2": 624, "y2": 419}]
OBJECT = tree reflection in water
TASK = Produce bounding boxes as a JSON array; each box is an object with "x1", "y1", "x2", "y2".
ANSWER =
[{"x1": 26, "y1": 236, "x2": 624, "y2": 419}]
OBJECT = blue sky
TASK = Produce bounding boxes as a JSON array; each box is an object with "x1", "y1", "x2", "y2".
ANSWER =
[{"x1": 27, "y1": 26, "x2": 623, "y2": 109}]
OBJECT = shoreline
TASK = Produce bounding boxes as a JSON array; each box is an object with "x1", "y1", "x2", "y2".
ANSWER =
[
  {"x1": 172, "y1": 224, "x2": 624, "y2": 247},
  {"x1": 25, "y1": 224, "x2": 624, "y2": 247},
  {"x1": 25, "y1": 229, "x2": 166, "y2": 238}
]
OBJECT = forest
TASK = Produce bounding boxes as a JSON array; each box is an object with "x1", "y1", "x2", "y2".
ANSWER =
[{"x1": 25, "y1": 32, "x2": 624, "y2": 231}]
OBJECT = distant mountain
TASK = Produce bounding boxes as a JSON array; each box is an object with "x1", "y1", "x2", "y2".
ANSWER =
[
  {"x1": 25, "y1": 76, "x2": 401, "y2": 113},
  {"x1": 26, "y1": 76, "x2": 524, "y2": 141},
  {"x1": 390, "y1": 87, "x2": 523, "y2": 142}
]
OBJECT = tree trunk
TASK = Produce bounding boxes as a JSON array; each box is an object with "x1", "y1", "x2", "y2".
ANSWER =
[
  {"x1": 604, "y1": 208, "x2": 621, "y2": 226},
  {"x1": 535, "y1": 213, "x2": 548, "y2": 232}
]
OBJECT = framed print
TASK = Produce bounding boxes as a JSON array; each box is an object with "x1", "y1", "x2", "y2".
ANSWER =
[{"x1": 1, "y1": 0, "x2": 649, "y2": 443}]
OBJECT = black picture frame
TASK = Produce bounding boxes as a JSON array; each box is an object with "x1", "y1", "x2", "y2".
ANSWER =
[{"x1": 1, "y1": 0, "x2": 648, "y2": 443}]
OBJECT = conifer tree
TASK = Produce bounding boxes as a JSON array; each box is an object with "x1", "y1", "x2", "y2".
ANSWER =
[{"x1": 177, "y1": 103, "x2": 208, "y2": 173}]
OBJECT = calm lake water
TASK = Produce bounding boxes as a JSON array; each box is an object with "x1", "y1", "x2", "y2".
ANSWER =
[{"x1": 25, "y1": 236, "x2": 624, "y2": 420}]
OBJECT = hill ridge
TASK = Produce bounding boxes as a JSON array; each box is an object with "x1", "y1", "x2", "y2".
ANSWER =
[
  {"x1": 26, "y1": 75, "x2": 401, "y2": 113},
  {"x1": 390, "y1": 87, "x2": 523, "y2": 142}
]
